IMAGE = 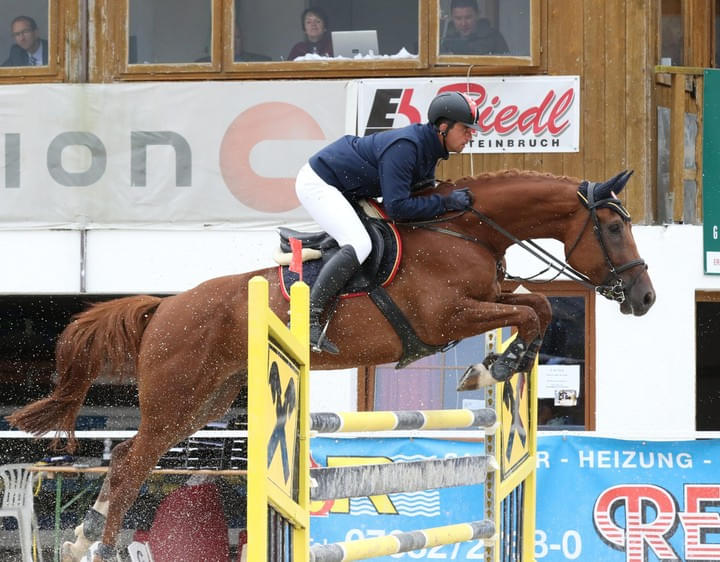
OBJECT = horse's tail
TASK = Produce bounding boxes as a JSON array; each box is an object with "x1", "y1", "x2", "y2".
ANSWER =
[{"x1": 6, "y1": 295, "x2": 163, "y2": 452}]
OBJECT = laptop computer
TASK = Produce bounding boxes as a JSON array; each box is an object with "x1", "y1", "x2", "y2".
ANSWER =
[{"x1": 331, "y1": 30, "x2": 379, "y2": 58}]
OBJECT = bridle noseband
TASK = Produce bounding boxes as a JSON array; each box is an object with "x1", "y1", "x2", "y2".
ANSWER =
[{"x1": 400, "y1": 181, "x2": 647, "y2": 304}]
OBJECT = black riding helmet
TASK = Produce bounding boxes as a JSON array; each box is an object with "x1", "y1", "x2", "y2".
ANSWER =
[{"x1": 427, "y1": 91, "x2": 482, "y2": 132}]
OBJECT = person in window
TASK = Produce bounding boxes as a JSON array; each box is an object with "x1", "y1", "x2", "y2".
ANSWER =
[
  {"x1": 440, "y1": 0, "x2": 509, "y2": 56},
  {"x1": 2, "y1": 15, "x2": 47, "y2": 67},
  {"x1": 288, "y1": 7, "x2": 333, "y2": 60},
  {"x1": 295, "y1": 92, "x2": 480, "y2": 353}
]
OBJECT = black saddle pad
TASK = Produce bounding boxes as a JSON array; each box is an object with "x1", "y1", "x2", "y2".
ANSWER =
[{"x1": 278, "y1": 204, "x2": 401, "y2": 300}]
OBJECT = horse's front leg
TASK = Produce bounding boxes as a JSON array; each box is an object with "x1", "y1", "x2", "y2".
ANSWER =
[
  {"x1": 456, "y1": 292, "x2": 551, "y2": 390},
  {"x1": 495, "y1": 291, "x2": 552, "y2": 374}
]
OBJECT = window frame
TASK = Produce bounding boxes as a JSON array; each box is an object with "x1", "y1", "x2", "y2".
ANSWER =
[
  {"x1": 90, "y1": 0, "x2": 540, "y2": 82},
  {"x1": 430, "y1": 0, "x2": 540, "y2": 67},
  {"x1": 116, "y1": 0, "x2": 223, "y2": 77},
  {"x1": 357, "y1": 280, "x2": 596, "y2": 429},
  {"x1": 225, "y1": 0, "x2": 430, "y2": 74}
]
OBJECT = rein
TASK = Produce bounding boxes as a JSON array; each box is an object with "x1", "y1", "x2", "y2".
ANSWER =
[{"x1": 397, "y1": 183, "x2": 647, "y2": 303}]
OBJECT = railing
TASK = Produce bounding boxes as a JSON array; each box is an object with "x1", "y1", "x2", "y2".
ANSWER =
[{"x1": 654, "y1": 65, "x2": 707, "y2": 224}]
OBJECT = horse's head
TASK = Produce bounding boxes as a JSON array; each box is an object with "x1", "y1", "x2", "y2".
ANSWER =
[{"x1": 565, "y1": 170, "x2": 655, "y2": 316}]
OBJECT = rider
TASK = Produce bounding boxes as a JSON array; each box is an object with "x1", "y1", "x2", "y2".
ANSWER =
[{"x1": 295, "y1": 91, "x2": 481, "y2": 354}]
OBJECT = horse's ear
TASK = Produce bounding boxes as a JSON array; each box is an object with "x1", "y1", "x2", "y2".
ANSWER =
[
  {"x1": 596, "y1": 170, "x2": 632, "y2": 199},
  {"x1": 613, "y1": 169, "x2": 634, "y2": 195}
]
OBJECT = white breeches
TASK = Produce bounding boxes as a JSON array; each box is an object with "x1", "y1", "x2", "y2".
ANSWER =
[{"x1": 295, "y1": 163, "x2": 372, "y2": 263}]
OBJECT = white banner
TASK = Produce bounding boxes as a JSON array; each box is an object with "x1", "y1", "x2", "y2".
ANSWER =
[
  {"x1": 356, "y1": 76, "x2": 580, "y2": 153},
  {"x1": 0, "y1": 81, "x2": 349, "y2": 229}
]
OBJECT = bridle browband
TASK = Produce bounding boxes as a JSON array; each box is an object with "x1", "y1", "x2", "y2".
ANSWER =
[{"x1": 399, "y1": 181, "x2": 647, "y2": 303}]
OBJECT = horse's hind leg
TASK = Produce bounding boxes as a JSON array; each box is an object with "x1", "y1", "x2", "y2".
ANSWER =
[
  {"x1": 90, "y1": 370, "x2": 245, "y2": 561},
  {"x1": 89, "y1": 429, "x2": 179, "y2": 561},
  {"x1": 61, "y1": 439, "x2": 135, "y2": 561}
]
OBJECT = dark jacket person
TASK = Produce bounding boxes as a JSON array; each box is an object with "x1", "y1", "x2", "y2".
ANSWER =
[{"x1": 2, "y1": 15, "x2": 48, "y2": 66}]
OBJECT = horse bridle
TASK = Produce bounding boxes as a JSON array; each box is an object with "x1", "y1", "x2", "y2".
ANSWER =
[
  {"x1": 568, "y1": 181, "x2": 647, "y2": 302},
  {"x1": 400, "y1": 182, "x2": 647, "y2": 303}
]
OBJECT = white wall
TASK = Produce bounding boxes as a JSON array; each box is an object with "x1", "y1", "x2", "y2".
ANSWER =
[
  {"x1": 0, "y1": 224, "x2": 708, "y2": 426},
  {"x1": 594, "y1": 225, "x2": 705, "y2": 439}
]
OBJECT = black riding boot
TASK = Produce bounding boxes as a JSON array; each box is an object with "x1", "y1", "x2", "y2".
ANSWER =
[{"x1": 310, "y1": 245, "x2": 361, "y2": 354}]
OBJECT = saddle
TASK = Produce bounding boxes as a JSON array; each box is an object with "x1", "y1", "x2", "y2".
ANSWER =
[
  {"x1": 276, "y1": 200, "x2": 401, "y2": 299},
  {"x1": 275, "y1": 200, "x2": 455, "y2": 368}
]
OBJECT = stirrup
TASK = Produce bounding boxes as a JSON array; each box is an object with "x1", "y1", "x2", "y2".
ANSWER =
[
  {"x1": 311, "y1": 335, "x2": 339, "y2": 355},
  {"x1": 310, "y1": 317, "x2": 339, "y2": 354}
]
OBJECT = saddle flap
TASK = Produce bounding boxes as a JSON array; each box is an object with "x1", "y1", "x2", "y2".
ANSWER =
[{"x1": 278, "y1": 227, "x2": 337, "y2": 252}]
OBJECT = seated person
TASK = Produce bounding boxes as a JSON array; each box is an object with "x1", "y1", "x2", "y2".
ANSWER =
[
  {"x1": 440, "y1": 0, "x2": 509, "y2": 56},
  {"x1": 288, "y1": 7, "x2": 333, "y2": 60},
  {"x1": 2, "y1": 15, "x2": 47, "y2": 66}
]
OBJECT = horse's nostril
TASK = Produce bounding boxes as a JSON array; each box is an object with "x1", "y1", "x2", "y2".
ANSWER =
[{"x1": 644, "y1": 291, "x2": 655, "y2": 306}]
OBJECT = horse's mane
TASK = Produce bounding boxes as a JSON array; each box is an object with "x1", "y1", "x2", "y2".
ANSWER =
[{"x1": 436, "y1": 168, "x2": 582, "y2": 189}]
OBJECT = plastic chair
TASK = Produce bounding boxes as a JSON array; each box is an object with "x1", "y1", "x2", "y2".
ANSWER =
[{"x1": 0, "y1": 463, "x2": 44, "y2": 562}]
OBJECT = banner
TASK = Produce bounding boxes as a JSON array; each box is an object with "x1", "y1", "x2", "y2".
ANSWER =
[
  {"x1": 703, "y1": 69, "x2": 720, "y2": 273},
  {"x1": 356, "y1": 76, "x2": 580, "y2": 153},
  {"x1": 0, "y1": 81, "x2": 348, "y2": 229},
  {"x1": 309, "y1": 437, "x2": 486, "y2": 561},
  {"x1": 536, "y1": 435, "x2": 720, "y2": 561}
]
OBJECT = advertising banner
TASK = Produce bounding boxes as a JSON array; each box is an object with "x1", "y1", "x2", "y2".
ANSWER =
[
  {"x1": 309, "y1": 437, "x2": 486, "y2": 561},
  {"x1": 0, "y1": 81, "x2": 348, "y2": 229},
  {"x1": 309, "y1": 435, "x2": 720, "y2": 561},
  {"x1": 703, "y1": 69, "x2": 720, "y2": 273},
  {"x1": 536, "y1": 435, "x2": 720, "y2": 561},
  {"x1": 356, "y1": 76, "x2": 580, "y2": 153}
]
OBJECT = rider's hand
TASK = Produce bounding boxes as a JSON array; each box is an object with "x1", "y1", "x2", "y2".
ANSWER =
[{"x1": 444, "y1": 187, "x2": 474, "y2": 211}]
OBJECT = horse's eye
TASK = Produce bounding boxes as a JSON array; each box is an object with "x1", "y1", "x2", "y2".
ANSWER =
[{"x1": 608, "y1": 223, "x2": 622, "y2": 234}]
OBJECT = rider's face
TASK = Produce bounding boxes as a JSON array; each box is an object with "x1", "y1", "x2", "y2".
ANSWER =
[{"x1": 443, "y1": 122, "x2": 475, "y2": 152}]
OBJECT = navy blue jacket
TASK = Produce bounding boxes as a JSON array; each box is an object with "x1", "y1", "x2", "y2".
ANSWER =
[{"x1": 309, "y1": 123, "x2": 449, "y2": 220}]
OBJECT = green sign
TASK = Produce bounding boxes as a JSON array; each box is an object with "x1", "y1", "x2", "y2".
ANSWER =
[{"x1": 703, "y1": 69, "x2": 720, "y2": 273}]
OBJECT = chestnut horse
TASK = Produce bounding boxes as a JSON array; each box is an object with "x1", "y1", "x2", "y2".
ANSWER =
[{"x1": 8, "y1": 169, "x2": 655, "y2": 562}]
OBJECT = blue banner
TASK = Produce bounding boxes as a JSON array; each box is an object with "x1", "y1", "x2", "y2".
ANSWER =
[
  {"x1": 309, "y1": 435, "x2": 720, "y2": 561},
  {"x1": 309, "y1": 437, "x2": 486, "y2": 561},
  {"x1": 536, "y1": 435, "x2": 720, "y2": 561}
]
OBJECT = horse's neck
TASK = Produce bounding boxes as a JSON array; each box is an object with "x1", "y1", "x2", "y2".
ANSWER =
[{"x1": 478, "y1": 177, "x2": 581, "y2": 247}]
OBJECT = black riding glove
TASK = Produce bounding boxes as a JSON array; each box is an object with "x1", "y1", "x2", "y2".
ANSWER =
[{"x1": 444, "y1": 187, "x2": 474, "y2": 211}]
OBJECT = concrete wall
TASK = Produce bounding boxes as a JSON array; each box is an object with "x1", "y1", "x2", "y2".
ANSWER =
[{"x1": 0, "y1": 224, "x2": 707, "y2": 430}]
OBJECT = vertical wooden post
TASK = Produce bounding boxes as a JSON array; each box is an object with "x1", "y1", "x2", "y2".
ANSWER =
[{"x1": 670, "y1": 73, "x2": 685, "y2": 222}]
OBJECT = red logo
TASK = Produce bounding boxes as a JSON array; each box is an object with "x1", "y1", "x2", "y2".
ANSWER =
[
  {"x1": 219, "y1": 102, "x2": 326, "y2": 213},
  {"x1": 594, "y1": 484, "x2": 720, "y2": 561}
]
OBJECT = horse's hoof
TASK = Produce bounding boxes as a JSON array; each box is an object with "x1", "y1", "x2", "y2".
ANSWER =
[
  {"x1": 490, "y1": 361, "x2": 515, "y2": 382},
  {"x1": 457, "y1": 362, "x2": 496, "y2": 390}
]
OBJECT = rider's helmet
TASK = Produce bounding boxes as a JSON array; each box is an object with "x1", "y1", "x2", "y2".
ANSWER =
[{"x1": 427, "y1": 91, "x2": 481, "y2": 131}]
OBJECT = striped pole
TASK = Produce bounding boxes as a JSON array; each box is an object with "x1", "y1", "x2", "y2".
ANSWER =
[
  {"x1": 310, "y1": 520, "x2": 495, "y2": 562},
  {"x1": 310, "y1": 455, "x2": 497, "y2": 501},
  {"x1": 310, "y1": 408, "x2": 496, "y2": 433}
]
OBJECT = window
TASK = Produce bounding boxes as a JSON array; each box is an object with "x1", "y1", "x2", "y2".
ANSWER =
[
  {"x1": 233, "y1": 0, "x2": 421, "y2": 67},
  {"x1": 696, "y1": 292, "x2": 720, "y2": 430},
  {"x1": 129, "y1": 0, "x2": 213, "y2": 65},
  {"x1": 434, "y1": 0, "x2": 538, "y2": 66},
  {"x1": 359, "y1": 282, "x2": 595, "y2": 430},
  {"x1": 0, "y1": 0, "x2": 53, "y2": 72},
  {"x1": 660, "y1": 0, "x2": 683, "y2": 66}
]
